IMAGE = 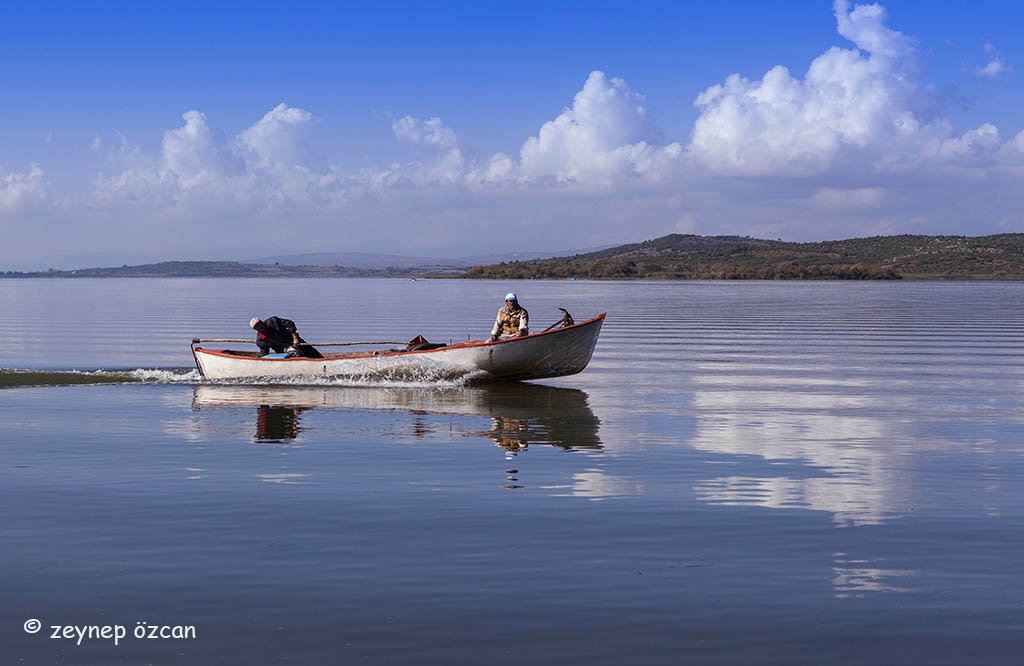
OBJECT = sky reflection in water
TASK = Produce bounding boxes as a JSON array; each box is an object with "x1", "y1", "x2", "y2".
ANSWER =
[{"x1": 4, "y1": 279, "x2": 1024, "y2": 664}]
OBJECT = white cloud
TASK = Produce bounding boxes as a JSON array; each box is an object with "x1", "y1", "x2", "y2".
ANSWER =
[
  {"x1": 929, "y1": 123, "x2": 1001, "y2": 161},
  {"x1": 0, "y1": 163, "x2": 47, "y2": 213},
  {"x1": 238, "y1": 103, "x2": 317, "y2": 168},
  {"x1": 516, "y1": 71, "x2": 681, "y2": 186},
  {"x1": 470, "y1": 152, "x2": 515, "y2": 185},
  {"x1": 90, "y1": 69, "x2": 684, "y2": 216},
  {"x1": 687, "y1": 0, "x2": 1024, "y2": 181},
  {"x1": 384, "y1": 116, "x2": 467, "y2": 186},
  {"x1": 811, "y1": 187, "x2": 885, "y2": 208},
  {"x1": 833, "y1": 0, "x2": 913, "y2": 58},
  {"x1": 94, "y1": 105, "x2": 336, "y2": 215},
  {"x1": 1012, "y1": 129, "x2": 1024, "y2": 154},
  {"x1": 977, "y1": 58, "x2": 1006, "y2": 78},
  {"x1": 7, "y1": 0, "x2": 1023, "y2": 263},
  {"x1": 689, "y1": 0, "x2": 935, "y2": 176},
  {"x1": 392, "y1": 116, "x2": 457, "y2": 150},
  {"x1": 162, "y1": 110, "x2": 244, "y2": 187},
  {"x1": 378, "y1": 72, "x2": 684, "y2": 192},
  {"x1": 974, "y1": 42, "x2": 1010, "y2": 78}
]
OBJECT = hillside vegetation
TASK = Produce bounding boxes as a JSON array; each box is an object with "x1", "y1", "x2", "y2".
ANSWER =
[{"x1": 463, "y1": 234, "x2": 1024, "y2": 280}]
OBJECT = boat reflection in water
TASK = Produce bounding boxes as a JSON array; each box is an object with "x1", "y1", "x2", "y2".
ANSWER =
[
  {"x1": 252, "y1": 404, "x2": 307, "y2": 441},
  {"x1": 190, "y1": 382, "x2": 603, "y2": 453}
]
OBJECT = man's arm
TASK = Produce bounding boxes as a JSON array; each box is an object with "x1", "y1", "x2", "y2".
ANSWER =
[
  {"x1": 517, "y1": 311, "x2": 529, "y2": 336},
  {"x1": 488, "y1": 313, "x2": 501, "y2": 342},
  {"x1": 278, "y1": 318, "x2": 301, "y2": 345}
]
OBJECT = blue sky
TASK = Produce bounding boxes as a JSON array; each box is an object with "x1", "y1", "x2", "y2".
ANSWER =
[{"x1": 2, "y1": 0, "x2": 1022, "y2": 268}]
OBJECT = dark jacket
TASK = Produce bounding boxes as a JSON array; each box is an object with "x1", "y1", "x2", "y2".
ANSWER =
[
  {"x1": 256, "y1": 317, "x2": 323, "y2": 358},
  {"x1": 258, "y1": 317, "x2": 297, "y2": 347}
]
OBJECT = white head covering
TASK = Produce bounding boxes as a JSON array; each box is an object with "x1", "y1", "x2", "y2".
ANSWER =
[
  {"x1": 504, "y1": 292, "x2": 518, "y2": 301},
  {"x1": 250, "y1": 317, "x2": 261, "y2": 329}
]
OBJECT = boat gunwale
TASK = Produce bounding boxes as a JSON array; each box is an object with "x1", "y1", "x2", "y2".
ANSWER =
[{"x1": 194, "y1": 312, "x2": 606, "y2": 362}]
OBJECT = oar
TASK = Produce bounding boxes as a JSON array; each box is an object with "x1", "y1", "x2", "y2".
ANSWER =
[{"x1": 191, "y1": 338, "x2": 407, "y2": 346}]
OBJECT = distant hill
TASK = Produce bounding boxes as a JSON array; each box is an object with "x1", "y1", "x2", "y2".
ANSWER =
[
  {"x1": 0, "y1": 261, "x2": 462, "y2": 278},
  {"x1": 9, "y1": 235, "x2": 1024, "y2": 280},
  {"x1": 0, "y1": 246, "x2": 620, "y2": 278},
  {"x1": 244, "y1": 247, "x2": 617, "y2": 269},
  {"x1": 462, "y1": 234, "x2": 1024, "y2": 280},
  {"x1": 244, "y1": 252, "x2": 471, "y2": 269}
]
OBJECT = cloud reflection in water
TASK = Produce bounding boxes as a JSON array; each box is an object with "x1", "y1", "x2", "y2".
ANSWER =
[{"x1": 688, "y1": 374, "x2": 916, "y2": 528}]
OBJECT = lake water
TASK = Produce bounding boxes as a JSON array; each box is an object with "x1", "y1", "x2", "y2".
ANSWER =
[{"x1": 2, "y1": 278, "x2": 1024, "y2": 665}]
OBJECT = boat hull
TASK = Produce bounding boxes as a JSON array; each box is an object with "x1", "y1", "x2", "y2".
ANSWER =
[{"x1": 193, "y1": 313, "x2": 605, "y2": 382}]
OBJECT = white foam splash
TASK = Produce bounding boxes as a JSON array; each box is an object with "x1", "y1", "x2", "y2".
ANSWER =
[
  {"x1": 201, "y1": 367, "x2": 491, "y2": 389},
  {"x1": 2, "y1": 366, "x2": 492, "y2": 389},
  {"x1": 127, "y1": 368, "x2": 202, "y2": 383}
]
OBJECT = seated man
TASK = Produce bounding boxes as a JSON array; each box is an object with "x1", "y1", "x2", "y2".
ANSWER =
[
  {"x1": 488, "y1": 293, "x2": 529, "y2": 342},
  {"x1": 250, "y1": 316, "x2": 324, "y2": 358}
]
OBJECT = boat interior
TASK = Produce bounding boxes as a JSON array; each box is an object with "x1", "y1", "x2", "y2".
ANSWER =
[{"x1": 202, "y1": 339, "x2": 490, "y2": 360}]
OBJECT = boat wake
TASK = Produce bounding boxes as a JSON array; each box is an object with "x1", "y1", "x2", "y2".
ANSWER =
[
  {"x1": 0, "y1": 368, "x2": 201, "y2": 388},
  {"x1": 1, "y1": 367, "x2": 489, "y2": 389}
]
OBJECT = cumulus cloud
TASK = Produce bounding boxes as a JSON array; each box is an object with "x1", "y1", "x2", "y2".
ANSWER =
[
  {"x1": 393, "y1": 76, "x2": 684, "y2": 191},
  {"x1": 833, "y1": 0, "x2": 913, "y2": 58},
  {"x1": 688, "y1": 0, "x2": 933, "y2": 176},
  {"x1": 86, "y1": 0, "x2": 1017, "y2": 230},
  {"x1": 974, "y1": 44, "x2": 1010, "y2": 79},
  {"x1": 95, "y1": 68, "x2": 685, "y2": 215},
  {"x1": 94, "y1": 104, "x2": 335, "y2": 214},
  {"x1": 977, "y1": 59, "x2": 1007, "y2": 78},
  {"x1": 0, "y1": 163, "x2": 47, "y2": 213},
  {"x1": 162, "y1": 110, "x2": 244, "y2": 187},
  {"x1": 1012, "y1": 129, "x2": 1024, "y2": 154},
  {"x1": 392, "y1": 116, "x2": 457, "y2": 150},
  {"x1": 384, "y1": 115, "x2": 467, "y2": 186},
  {"x1": 516, "y1": 71, "x2": 681, "y2": 185},
  {"x1": 687, "y1": 0, "x2": 1024, "y2": 183},
  {"x1": 930, "y1": 123, "x2": 1002, "y2": 161},
  {"x1": 238, "y1": 103, "x2": 318, "y2": 168},
  {"x1": 10, "y1": 0, "x2": 1022, "y2": 263}
]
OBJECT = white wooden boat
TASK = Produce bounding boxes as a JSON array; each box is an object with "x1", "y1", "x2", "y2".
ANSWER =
[{"x1": 191, "y1": 313, "x2": 605, "y2": 382}]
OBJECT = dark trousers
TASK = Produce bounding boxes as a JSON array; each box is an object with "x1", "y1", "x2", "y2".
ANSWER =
[{"x1": 257, "y1": 336, "x2": 323, "y2": 358}]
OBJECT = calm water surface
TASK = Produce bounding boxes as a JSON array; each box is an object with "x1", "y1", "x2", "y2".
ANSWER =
[{"x1": 2, "y1": 278, "x2": 1024, "y2": 664}]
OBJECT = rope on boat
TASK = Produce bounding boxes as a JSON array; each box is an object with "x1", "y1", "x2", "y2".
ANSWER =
[{"x1": 191, "y1": 338, "x2": 407, "y2": 346}]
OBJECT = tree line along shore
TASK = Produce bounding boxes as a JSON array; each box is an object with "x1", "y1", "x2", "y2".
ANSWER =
[{"x1": 6, "y1": 234, "x2": 1024, "y2": 280}]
